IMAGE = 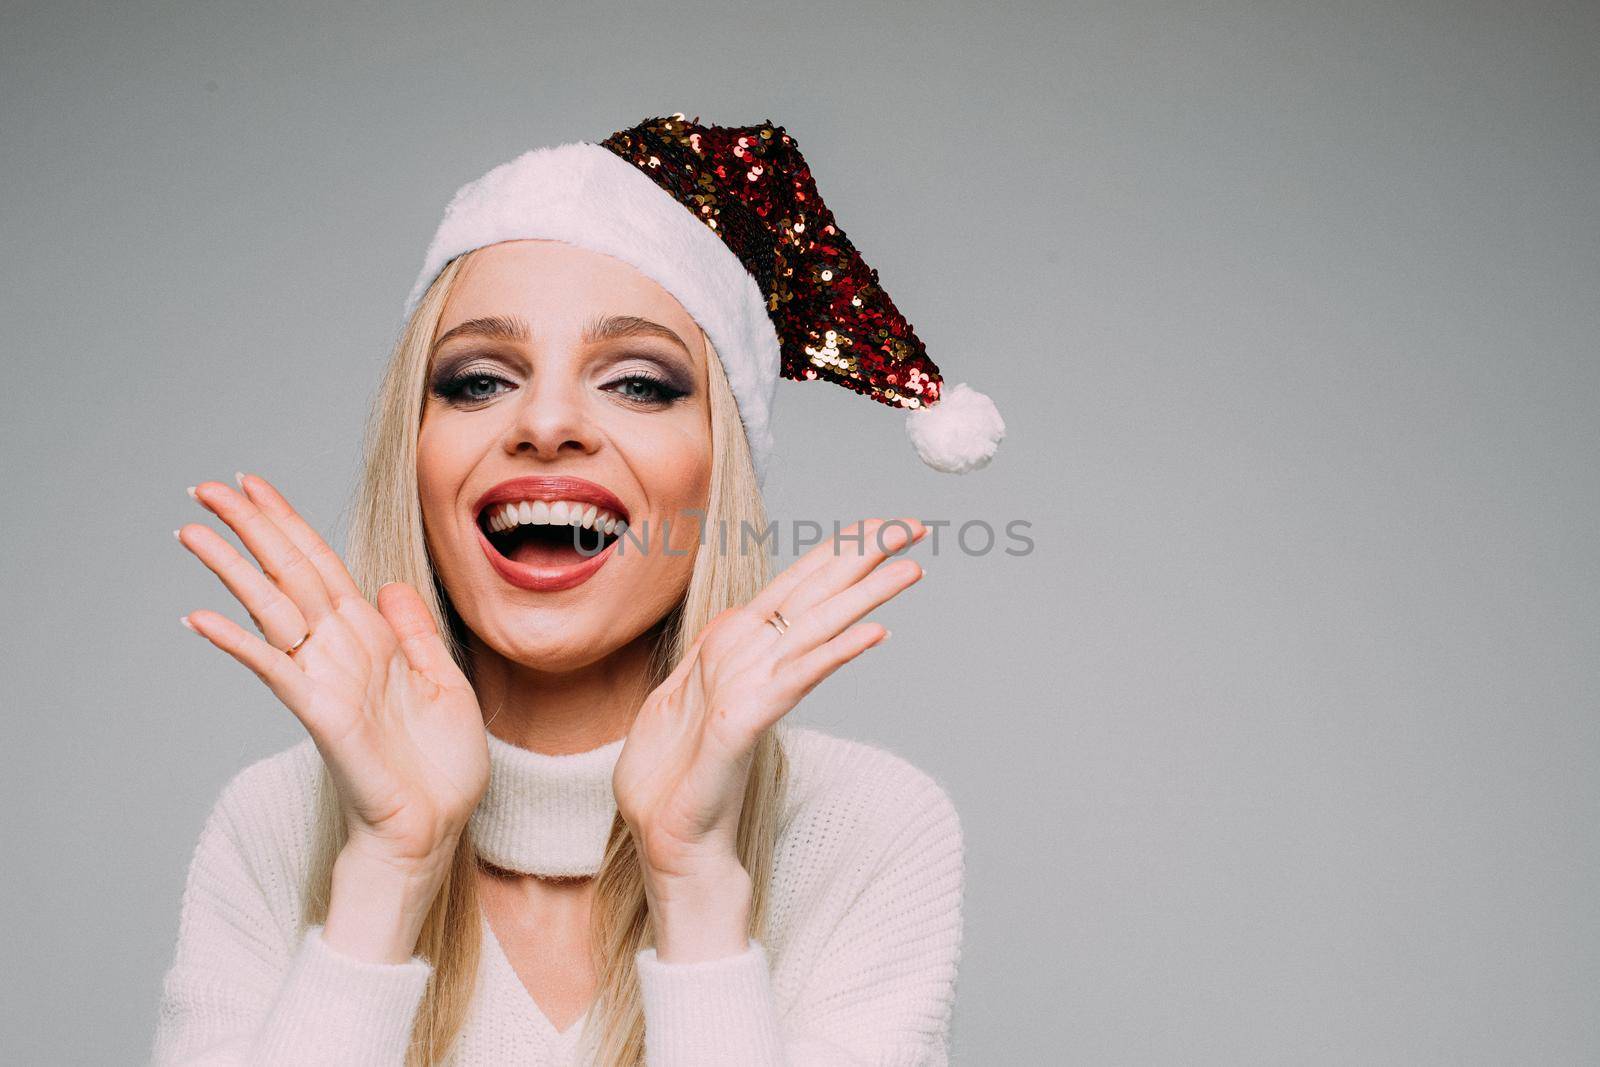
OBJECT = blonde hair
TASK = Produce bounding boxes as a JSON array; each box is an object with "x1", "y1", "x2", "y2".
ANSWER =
[{"x1": 303, "y1": 250, "x2": 788, "y2": 1065}]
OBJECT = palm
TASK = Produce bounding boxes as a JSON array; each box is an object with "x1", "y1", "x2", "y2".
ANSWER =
[
  {"x1": 614, "y1": 518, "x2": 927, "y2": 879},
  {"x1": 614, "y1": 657, "x2": 759, "y2": 875},
  {"x1": 295, "y1": 596, "x2": 489, "y2": 862}
]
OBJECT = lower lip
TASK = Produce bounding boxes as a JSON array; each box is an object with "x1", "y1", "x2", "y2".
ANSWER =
[{"x1": 474, "y1": 520, "x2": 620, "y2": 592}]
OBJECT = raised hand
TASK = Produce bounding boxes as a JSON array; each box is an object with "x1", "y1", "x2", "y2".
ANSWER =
[
  {"x1": 175, "y1": 473, "x2": 489, "y2": 883},
  {"x1": 612, "y1": 517, "x2": 926, "y2": 959}
]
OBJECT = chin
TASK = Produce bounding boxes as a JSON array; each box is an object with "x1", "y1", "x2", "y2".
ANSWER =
[
  {"x1": 441, "y1": 516, "x2": 694, "y2": 673},
  {"x1": 473, "y1": 593, "x2": 674, "y2": 675},
  {"x1": 506, "y1": 636, "x2": 622, "y2": 674},
  {"x1": 470, "y1": 607, "x2": 618, "y2": 669}
]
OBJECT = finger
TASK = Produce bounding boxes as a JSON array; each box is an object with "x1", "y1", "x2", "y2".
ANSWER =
[
  {"x1": 181, "y1": 608, "x2": 317, "y2": 722},
  {"x1": 778, "y1": 556, "x2": 922, "y2": 659},
  {"x1": 189, "y1": 480, "x2": 337, "y2": 625},
  {"x1": 774, "y1": 517, "x2": 926, "y2": 621},
  {"x1": 176, "y1": 522, "x2": 310, "y2": 651},
  {"x1": 777, "y1": 622, "x2": 890, "y2": 707},
  {"x1": 740, "y1": 534, "x2": 845, "y2": 618},
  {"x1": 375, "y1": 582, "x2": 467, "y2": 689},
  {"x1": 746, "y1": 517, "x2": 918, "y2": 619},
  {"x1": 237, "y1": 472, "x2": 364, "y2": 604}
]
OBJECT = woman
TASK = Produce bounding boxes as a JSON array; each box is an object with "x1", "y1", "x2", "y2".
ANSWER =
[{"x1": 152, "y1": 115, "x2": 1003, "y2": 1066}]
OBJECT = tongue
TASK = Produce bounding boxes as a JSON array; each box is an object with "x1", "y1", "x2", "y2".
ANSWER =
[{"x1": 507, "y1": 530, "x2": 588, "y2": 568}]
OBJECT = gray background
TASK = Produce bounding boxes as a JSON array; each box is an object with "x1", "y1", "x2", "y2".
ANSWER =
[{"x1": 2, "y1": 0, "x2": 1596, "y2": 1062}]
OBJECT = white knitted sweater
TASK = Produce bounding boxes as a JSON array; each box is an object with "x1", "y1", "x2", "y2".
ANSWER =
[{"x1": 149, "y1": 721, "x2": 965, "y2": 1065}]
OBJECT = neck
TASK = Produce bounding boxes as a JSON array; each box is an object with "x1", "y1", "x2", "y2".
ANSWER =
[
  {"x1": 465, "y1": 627, "x2": 660, "y2": 751},
  {"x1": 462, "y1": 630, "x2": 661, "y2": 877}
]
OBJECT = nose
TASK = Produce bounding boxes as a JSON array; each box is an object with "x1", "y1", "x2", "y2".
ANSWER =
[{"x1": 502, "y1": 371, "x2": 602, "y2": 461}]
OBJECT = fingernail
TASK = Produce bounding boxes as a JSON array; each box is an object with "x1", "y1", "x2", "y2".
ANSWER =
[
  {"x1": 179, "y1": 614, "x2": 197, "y2": 633},
  {"x1": 172, "y1": 528, "x2": 182, "y2": 541},
  {"x1": 185, "y1": 485, "x2": 198, "y2": 500},
  {"x1": 234, "y1": 471, "x2": 246, "y2": 487},
  {"x1": 880, "y1": 628, "x2": 892, "y2": 642}
]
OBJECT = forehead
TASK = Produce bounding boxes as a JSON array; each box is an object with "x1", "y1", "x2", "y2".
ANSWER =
[{"x1": 439, "y1": 240, "x2": 703, "y2": 351}]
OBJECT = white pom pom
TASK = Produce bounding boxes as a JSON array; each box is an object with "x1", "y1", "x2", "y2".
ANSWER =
[{"x1": 904, "y1": 382, "x2": 1005, "y2": 473}]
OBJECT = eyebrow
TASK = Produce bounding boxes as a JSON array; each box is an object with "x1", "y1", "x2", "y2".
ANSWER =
[{"x1": 429, "y1": 313, "x2": 693, "y2": 362}]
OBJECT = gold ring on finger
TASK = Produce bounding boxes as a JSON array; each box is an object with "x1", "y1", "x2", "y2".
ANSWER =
[
  {"x1": 284, "y1": 630, "x2": 310, "y2": 655},
  {"x1": 766, "y1": 609, "x2": 790, "y2": 636}
]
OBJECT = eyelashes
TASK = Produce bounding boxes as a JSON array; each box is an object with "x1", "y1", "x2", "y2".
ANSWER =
[
  {"x1": 602, "y1": 371, "x2": 689, "y2": 406},
  {"x1": 431, "y1": 369, "x2": 515, "y2": 405},
  {"x1": 427, "y1": 363, "x2": 691, "y2": 409}
]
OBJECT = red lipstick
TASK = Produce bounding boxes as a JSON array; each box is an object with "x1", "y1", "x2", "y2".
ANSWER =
[
  {"x1": 472, "y1": 475, "x2": 630, "y2": 523},
  {"x1": 471, "y1": 475, "x2": 631, "y2": 593}
]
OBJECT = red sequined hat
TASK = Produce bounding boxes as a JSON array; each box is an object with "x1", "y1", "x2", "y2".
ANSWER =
[{"x1": 405, "y1": 113, "x2": 1004, "y2": 480}]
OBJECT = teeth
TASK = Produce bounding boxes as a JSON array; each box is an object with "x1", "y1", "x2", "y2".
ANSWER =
[{"x1": 487, "y1": 499, "x2": 623, "y2": 535}]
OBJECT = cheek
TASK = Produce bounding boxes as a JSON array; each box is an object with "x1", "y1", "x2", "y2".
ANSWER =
[
  {"x1": 602, "y1": 404, "x2": 711, "y2": 569},
  {"x1": 415, "y1": 420, "x2": 448, "y2": 509},
  {"x1": 632, "y1": 408, "x2": 713, "y2": 510},
  {"x1": 416, "y1": 412, "x2": 483, "y2": 532}
]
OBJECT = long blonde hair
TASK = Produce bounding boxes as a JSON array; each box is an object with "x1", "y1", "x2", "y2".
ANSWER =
[{"x1": 304, "y1": 250, "x2": 789, "y2": 1064}]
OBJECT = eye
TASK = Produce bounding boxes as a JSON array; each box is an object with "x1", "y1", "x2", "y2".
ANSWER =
[
  {"x1": 433, "y1": 371, "x2": 515, "y2": 406},
  {"x1": 603, "y1": 373, "x2": 688, "y2": 406}
]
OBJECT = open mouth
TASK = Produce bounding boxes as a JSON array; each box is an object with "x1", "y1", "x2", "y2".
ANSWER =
[
  {"x1": 477, "y1": 498, "x2": 629, "y2": 569},
  {"x1": 469, "y1": 476, "x2": 634, "y2": 593}
]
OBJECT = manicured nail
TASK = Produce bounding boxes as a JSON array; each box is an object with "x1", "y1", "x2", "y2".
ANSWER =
[
  {"x1": 173, "y1": 528, "x2": 182, "y2": 541},
  {"x1": 234, "y1": 471, "x2": 246, "y2": 487},
  {"x1": 879, "y1": 628, "x2": 892, "y2": 642},
  {"x1": 185, "y1": 485, "x2": 198, "y2": 500},
  {"x1": 179, "y1": 614, "x2": 197, "y2": 633}
]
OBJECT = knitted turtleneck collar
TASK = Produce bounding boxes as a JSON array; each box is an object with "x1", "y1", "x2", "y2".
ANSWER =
[{"x1": 467, "y1": 729, "x2": 627, "y2": 878}]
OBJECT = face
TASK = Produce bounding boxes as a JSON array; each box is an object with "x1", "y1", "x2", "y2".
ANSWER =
[{"x1": 417, "y1": 239, "x2": 713, "y2": 673}]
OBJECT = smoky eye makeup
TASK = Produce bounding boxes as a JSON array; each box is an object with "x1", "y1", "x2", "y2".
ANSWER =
[
  {"x1": 428, "y1": 352, "x2": 522, "y2": 404},
  {"x1": 599, "y1": 351, "x2": 696, "y2": 400},
  {"x1": 601, "y1": 372, "x2": 691, "y2": 408},
  {"x1": 431, "y1": 349, "x2": 496, "y2": 381},
  {"x1": 423, "y1": 345, "x2": 698, "y2": 408}
]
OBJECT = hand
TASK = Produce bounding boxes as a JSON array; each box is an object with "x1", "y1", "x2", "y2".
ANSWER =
[
  {"x1": 176, "y1": 473, "x2": 489, "y2": 879},
  {"x1": 613, "y1": 518, "x2": 926, "y2": 920}
]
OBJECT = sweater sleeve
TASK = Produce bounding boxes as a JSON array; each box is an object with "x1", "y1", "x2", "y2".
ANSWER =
[
  {"x1": 633, "y1": 774, "x2": 965, "y2": 1066},
  {"x1": 150, "y1": 771, "x2": 435, "y2": 1066}
]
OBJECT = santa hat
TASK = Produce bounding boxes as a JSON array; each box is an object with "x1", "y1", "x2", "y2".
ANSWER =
[{"x1": 404, "y1": 113, "x2": 1004, "y2": 482}]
